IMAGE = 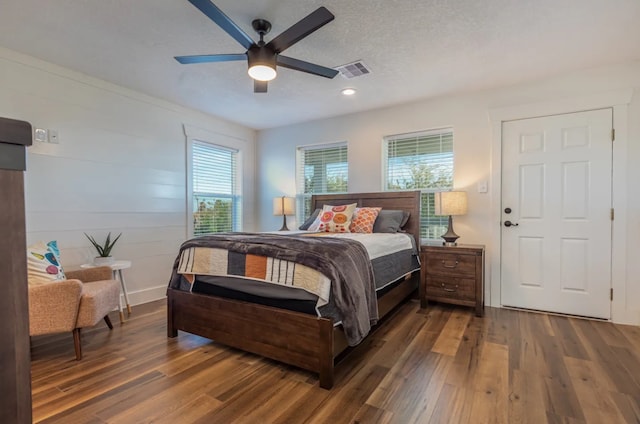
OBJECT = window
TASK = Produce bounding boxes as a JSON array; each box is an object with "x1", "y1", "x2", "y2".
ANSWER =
[
  {"x1": 296, "y1": 142, "x2": 348, "y2": 222},
  {"x1": 190, "y1": 140, "x2": 241, "y2": 236},
  {"x1": 383, "y1": 128, "x2": 453, "y2": 240}
]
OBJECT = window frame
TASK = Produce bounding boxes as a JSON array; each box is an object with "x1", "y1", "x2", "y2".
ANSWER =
[
  {"x1": 382, "y1": 127, "x2": 454, "y2": 241},
  {"x1": 187, "y1": 139, "x2": 242, "y2": 237},
  {"x1": 295, "y1": 141, "x2": 348, "y2": 223}
]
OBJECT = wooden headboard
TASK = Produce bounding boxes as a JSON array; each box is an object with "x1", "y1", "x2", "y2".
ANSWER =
[{"x1": 310, "y1": 191, "x2": 421, "y2": 244}]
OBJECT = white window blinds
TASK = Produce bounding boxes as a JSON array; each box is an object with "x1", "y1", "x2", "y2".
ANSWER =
[
  {"x1": 296, "y1": 143, "x2": 348, "y2": 222},
  {"x1": 383, "y1": 128, "x2": 454, "y2": 240},
  {"x1": 191, "y1": 140, "x2": 241, "y2": 236}
]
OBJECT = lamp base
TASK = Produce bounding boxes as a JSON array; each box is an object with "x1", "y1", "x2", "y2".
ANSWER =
[
  {"x1": 440, "y1": 215, "x2": 460, "y2": 246},
  {"x1": 279, "y1": 215, "x2": 289, "y2": 231}
]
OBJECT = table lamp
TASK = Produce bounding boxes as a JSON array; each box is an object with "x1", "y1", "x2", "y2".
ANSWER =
[
  {"x1": 273, "y1": 196, "x2": 295, "y2": 231},
  {"x1": 434, "y1": 191, "x2": 468, "y2": 246}
]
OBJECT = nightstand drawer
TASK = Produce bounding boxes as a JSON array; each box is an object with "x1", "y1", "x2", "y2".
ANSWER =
[
  {"x1": 426, "y1": 276, "x2": 476, "y2": 301},
  {"x1": 425, "y1": 252, "x2": 476, "y2": 277}
]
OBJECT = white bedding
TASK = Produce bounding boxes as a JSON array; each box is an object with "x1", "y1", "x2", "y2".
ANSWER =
[{"x1": 314, "y1": 232, "x2": 414, "y2": 260}]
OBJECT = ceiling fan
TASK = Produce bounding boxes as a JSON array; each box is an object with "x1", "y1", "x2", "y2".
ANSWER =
[{"x1": 175, "y1": 0, "x2": 339, "y2": 93}]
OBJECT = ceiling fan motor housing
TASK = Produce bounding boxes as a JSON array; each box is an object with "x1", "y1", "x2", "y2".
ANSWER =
[
  {"x1": 247, "y1": 45, "x2": 277, "y2": 81},
  {"x1": 248, "y1": 45, "x2": 276, "y2": 67}
]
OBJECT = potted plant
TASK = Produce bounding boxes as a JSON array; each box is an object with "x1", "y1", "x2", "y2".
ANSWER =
[{"x1": 85, "y1": 232, "x2": 122, "y2": 265}]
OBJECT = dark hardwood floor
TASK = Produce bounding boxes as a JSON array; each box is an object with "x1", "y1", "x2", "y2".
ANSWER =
[{"x1": 30, "y1": 299, "x2": 640, "y2": 423}]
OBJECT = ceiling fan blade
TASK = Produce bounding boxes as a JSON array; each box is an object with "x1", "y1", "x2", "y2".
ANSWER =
[
  {"x1": 187, "y1": 0, "x2": 255, "y2": 50},
  {"x1": 175, "y1": 53, "x2": 246, "y2": 64},
  {"x1": 266, "y1": 7, "x2": 334, "y2": 54},
  {"x1": 254, "y1": 80, "x2": 268, "y2": 93},
  {"x1": 276, "y1": 55, "x2": 338, "y2": 79}
]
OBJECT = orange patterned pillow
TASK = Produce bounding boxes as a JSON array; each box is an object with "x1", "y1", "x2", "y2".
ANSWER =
[
  {"x1": 311, "y1": 203, "x2": 357, "y2": 233},
  {"x1": 349, "y1": 207, "x2": 382, "y2": 233}
]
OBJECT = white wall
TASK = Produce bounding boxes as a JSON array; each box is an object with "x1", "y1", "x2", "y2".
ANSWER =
[
  {"x1": 0, "y1": 47, "x2": 256, "y2": 305},
  {"x1": 256, "y1": 60, "x2": 640, "y2": 325}
]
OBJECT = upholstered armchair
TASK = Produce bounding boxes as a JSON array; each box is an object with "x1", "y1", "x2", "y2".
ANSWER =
[{"x1": 28, "y1": 266, "x2": 120, "y2": 359}]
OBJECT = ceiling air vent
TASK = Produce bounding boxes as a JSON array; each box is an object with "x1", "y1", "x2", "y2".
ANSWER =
[{"x1": 335, "y1": 60, "x2": 371, "y2": 79}]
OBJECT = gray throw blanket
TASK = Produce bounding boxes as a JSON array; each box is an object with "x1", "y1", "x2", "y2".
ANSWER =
[{"x1": 168, "y1": 232, "x2": 379, "y2": 346}]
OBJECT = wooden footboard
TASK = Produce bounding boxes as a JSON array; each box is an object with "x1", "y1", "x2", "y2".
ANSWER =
[
  {"x1": 167, "y1": 271, "x2": 418, "y2": 389},
  {"x1": 168, "y1": 287, "x2": 337, "y2": 388}
]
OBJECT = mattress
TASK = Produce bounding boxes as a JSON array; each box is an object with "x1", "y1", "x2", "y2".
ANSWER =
[{"x1": 190, "y1": 232, "x2": 420, "y2": 317}]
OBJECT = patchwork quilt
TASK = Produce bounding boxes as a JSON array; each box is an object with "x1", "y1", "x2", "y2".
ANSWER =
[{"x1": 177, "y1": 247, "x2": 331, "y2": 306}]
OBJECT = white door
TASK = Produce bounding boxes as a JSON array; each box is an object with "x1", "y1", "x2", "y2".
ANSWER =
[{"x1": 501, "y1": 108, "x2": 612, "y2": 319}]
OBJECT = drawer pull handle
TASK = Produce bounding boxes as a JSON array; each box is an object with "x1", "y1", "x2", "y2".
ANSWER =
[
  {"x1": 441, "y1": 283, "x2": 458, "y2": 292},
  {"x1": 442, "y1": 260, "x2": 459, "y2": 269}
]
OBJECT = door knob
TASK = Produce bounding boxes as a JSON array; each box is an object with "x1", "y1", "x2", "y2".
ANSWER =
[{"x1": 504, "y1": 220, "x2": 519, "y2": 227}]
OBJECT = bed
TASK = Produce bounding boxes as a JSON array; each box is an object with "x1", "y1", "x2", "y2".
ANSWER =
[{"x1": 166, "y1": 191, "x2": 421, "y2": 389}]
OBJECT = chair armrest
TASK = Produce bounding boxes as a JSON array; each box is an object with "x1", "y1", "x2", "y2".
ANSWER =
[
  {"x1": 65, "y1": 266, "x2": 112, "y2": 282},
  {"x1": 28, "y1": 279, "x2": 83, "y2": 336}
]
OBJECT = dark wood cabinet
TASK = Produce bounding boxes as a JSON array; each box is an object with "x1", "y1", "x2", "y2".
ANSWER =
[
  {"x1": 420, "y1": 244, "x2": 484, "y2": 317},
  {"x1": 1, "y1": 117, "x2": 33, "y2": 424}
]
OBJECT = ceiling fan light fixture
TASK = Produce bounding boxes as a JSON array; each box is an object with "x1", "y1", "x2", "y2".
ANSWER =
[
  {"x1": 341, "y1": 88, "x2": 357, "y2": 96},
  {"x1": 248, "y1": 64, "x2": 277, "y2": 81},
  {"x1": 247, "y1": 46, "x2": 277, "y2": 81}
]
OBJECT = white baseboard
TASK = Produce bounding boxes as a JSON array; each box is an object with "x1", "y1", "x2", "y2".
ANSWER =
[{"x1": 120, "y1": 284, "x2": 167, "y2": 306}]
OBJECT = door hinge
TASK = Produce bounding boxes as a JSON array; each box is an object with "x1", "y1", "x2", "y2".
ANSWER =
[
  {"x1": 612, "y1": 128, "x2": 615, "y2": 141},
  {"x1": 611, "y1": 208, "x2": 614, "y2": 220},
  {"x1": 610, "y1": 288, "x2": 613, "y2": 301}
]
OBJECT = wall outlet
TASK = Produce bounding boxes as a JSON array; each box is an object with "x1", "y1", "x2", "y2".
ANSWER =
[{"x1": 48, "y1": 129, "x2": 59, "y2": 144}]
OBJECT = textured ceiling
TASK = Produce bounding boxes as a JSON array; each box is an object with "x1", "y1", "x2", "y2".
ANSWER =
[{"x1": 1, "y1": 0, "x2": 639, "y2": 130}]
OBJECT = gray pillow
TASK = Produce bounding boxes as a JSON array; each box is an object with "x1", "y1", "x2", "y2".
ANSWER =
[
  {"x1": 373, "y1": 210, "x2": 405, "y2": 233},
  {"x1": 299, "y1": 208, "x2": 321, "y2": 230},
  {"x1": 400, "y1": 211, "x2": 411, "y2": 228}
]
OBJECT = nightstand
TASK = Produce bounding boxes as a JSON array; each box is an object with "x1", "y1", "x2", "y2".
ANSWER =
[{"x1": 420, "y1": 243, "x2": 485, "y2": 317}]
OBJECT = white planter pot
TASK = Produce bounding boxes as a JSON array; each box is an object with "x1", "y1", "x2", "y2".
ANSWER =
[{"x1": 93, "y1": 256, "x2": 115, "y2": 266}]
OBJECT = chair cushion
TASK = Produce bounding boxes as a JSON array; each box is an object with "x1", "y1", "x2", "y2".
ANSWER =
[{"x1": 76, "y1": 279, "x2": 120, "y2": 328}]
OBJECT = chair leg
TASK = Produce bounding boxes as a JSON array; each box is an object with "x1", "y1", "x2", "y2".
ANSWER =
[
  {"x1": 104, "y1": 315, "x2": 114, "y2": 329},
  {"x1": 73, "y1": 328, "x2": 82, "y2": 360}
]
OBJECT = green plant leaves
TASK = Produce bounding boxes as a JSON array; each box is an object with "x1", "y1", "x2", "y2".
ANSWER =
[{"x1": 84, "y1": 232, "x2": 122, "y2": 257}]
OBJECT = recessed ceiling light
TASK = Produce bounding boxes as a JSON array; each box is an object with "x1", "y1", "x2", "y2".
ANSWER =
[{"x1": 341, "y1": 88, "x2": 356, "y2": 96}]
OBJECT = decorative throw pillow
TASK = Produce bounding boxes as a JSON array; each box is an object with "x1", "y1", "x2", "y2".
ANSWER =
[
  {"x1": 349, "y1": 207, "x2": 382, "y2": 233},
  {"x1": 299, "y1": 208, "x2": 321, "y2": 230},
  {"x1": 27, "y1": 240, "x2": 66, "y2": 285},
  {"x1": 310, "y1": 203, "x2": 357, "y2": 233}
]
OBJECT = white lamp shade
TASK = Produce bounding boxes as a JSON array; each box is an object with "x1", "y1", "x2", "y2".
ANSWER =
[
  {"x1": 273, "y1": 196, "x2": 295, "y2": 216},
  {"x1": 434, "y1": 191, "x2": 468, "y2": 216}
]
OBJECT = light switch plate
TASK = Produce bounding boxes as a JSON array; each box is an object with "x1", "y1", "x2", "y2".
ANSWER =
[
  {"x1": 34, "y1": 128, "x2": 47, "y2": 142},
  {"x1": 477, "y1": 180, "x2": 488, "y2": 193}
]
